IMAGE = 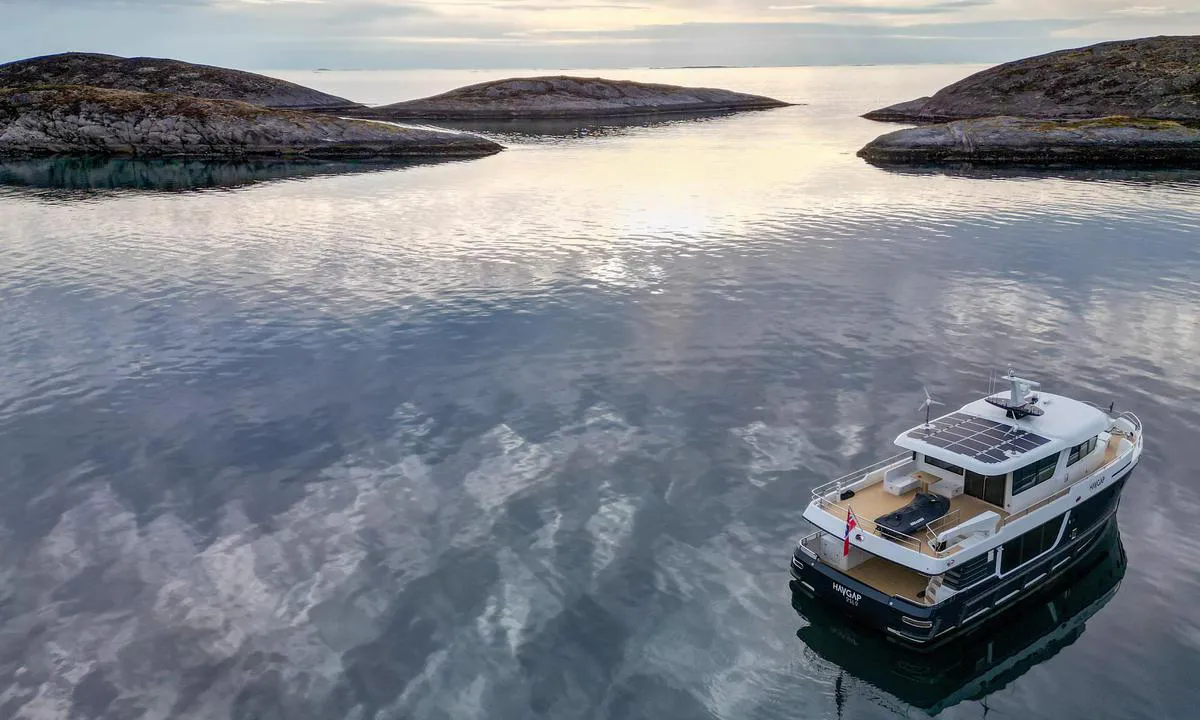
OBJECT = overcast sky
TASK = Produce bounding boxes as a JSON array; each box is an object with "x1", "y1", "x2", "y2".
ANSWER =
[{"x1": 3, "y1": 0, "x2": 1198, "y2": 70}]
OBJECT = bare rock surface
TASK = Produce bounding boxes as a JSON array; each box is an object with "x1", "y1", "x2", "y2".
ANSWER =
[
  {"x1": 863, "y1": 36, "x2": 1200, "y2": 122},
  {"x1": 0, "y1": 53, "x2": 363, "y2": 110},
  {"x1": 857, "y1": 116, "x2": 1200, "y2": 166},
  {"x1": 358, "y1": 75, "x2": 792, "y2": 119},
  {"x1": 861, "y1": 97, "x2": 930, "y2": 122},
  {"x1": 0, "y1": 86, "x2": 503, "y2": 159}
]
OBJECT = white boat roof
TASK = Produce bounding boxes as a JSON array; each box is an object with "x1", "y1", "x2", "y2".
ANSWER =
[{"x1": 894, "y1": 392, "x2": 1109, "y2": 475}]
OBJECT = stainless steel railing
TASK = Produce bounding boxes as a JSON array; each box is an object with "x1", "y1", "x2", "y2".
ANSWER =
[{"x1": 810, "y1": 452, "x2": 911, "y2": 501}]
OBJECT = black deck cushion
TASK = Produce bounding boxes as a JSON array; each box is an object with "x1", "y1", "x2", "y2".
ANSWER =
[{"x1": 875, "y1": 492, "x2": 951, "y2": 539}]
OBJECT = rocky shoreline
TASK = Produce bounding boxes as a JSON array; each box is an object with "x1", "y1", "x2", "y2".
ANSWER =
[
  {"x1": 858, "y1": 36, "x2": 1200, "y2": 167},
  {"x1": 863, "y1": 36, "x2": 1200, "y2": 124},
  {"x1": 0, "y1": 86, "x2": 503, "y2": 159},
  {"x1": 0, "y1": 53, "x2": 363, "y2": 111},
  {"x1": 0, "y1": 54, "x2": 795, "y2": 160},
  {"x1": 857, "y1": 116, "x2": 1200, "y2": 166},
  {"x1": 351, "y1": 76, "x2": 792, "y2": 120}
]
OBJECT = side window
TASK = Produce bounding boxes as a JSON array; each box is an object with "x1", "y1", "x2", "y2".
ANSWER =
[
  {"x1": 1067, "y1": 436, "x2": 1098, "y2": 467},
  {"x1": 1012, "y1": 452, "x2": 1062, "y2": 495},
  {"x1": 1000, "y1": 516, "x2": 1063, "y2": 574},
  {"x1": 925, "y1": 456, "x2": 964, "y2": 475}
]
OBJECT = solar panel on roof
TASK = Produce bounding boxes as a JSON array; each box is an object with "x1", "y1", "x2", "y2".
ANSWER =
[{"x1": 906, "y1": 411, "x2": 1050, "y2": 464}]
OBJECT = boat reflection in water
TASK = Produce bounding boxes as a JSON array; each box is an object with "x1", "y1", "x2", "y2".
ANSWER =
[{"x1": 791, "y1": 519, "x2": 1127, "y2": 715}]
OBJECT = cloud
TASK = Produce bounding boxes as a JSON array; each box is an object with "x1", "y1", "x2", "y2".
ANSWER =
[
  {"x1": 775, "y1": 0, "x2": 995, "y2": 14},
  {"x1": 1107, "y1": 4, "x2": 1193, "y2": 15},
  {"x1": 1, "y1": 0, "x2": 1199, "y2": 68}
]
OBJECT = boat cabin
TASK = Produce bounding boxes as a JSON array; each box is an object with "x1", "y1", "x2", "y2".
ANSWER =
[{"x1": 897, "y1": 389, "x2": 1112, "y2": 518}]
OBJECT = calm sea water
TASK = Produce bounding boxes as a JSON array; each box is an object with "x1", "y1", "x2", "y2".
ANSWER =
[{"x1": 1, "y1": 66, "x2": 1199, "y2": 720}]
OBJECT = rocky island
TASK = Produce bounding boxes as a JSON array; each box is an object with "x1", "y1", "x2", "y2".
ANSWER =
[
  {"x1": 0, "y1": 52, "x2": 364, "y2": 111},
  {"x1": 0, "y1": 86, "x2": 503, "y2": 159},
  {"x1": 858, "y1": 35, "x2": 1200, "y2": 167},
  {"x1": 863, "y1": 36, "x2": 1200, "y2": 123},
  {"x1": 857, "y1": 116, "x2": 1200, "y2": 166},
  {"x1": 353, "y1": 76, "x2": 791, "y2": 120}
]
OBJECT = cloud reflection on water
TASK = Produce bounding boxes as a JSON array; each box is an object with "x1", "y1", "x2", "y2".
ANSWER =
[{"x1": 0, "y1": 65, "x2": 1198, "y2": 720}]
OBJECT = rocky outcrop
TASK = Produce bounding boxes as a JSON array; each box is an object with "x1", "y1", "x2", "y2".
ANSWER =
[
  {"x1": 857, "y1": 116, "x2": 1200, "y2": 166},
  {"x1": 0, "y1": 53, "x2": 363, "y2": 111},
  {"x1": 863, "y1": 36, "x2": 1200, "y2": 123},
  {"x1": 0, "y1": 86, "x2": 503, "y2": 159},
  {"x1": 355, "y1": 76, "x2": 791, "y2": 120},
  {"x1": 862, "y1": 97, "x2": 930, "y2": 123}
]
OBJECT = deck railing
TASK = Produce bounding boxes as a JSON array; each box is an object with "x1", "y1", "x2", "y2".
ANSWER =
[
  {"x1": 809, "y1": 452, "x2": 924, "y2": 552},
  {"x1": 1001, "y1": 413, "x2": 1141, "y2": 528},
  {"x1": 1000, "y1": 486, "x2": 1071, "y2": 527},
  {"x1": 810, "y1": 452, "x2": 995, "y2": 557},
  {"x1": 1081, "y1": 401, "x2": 1143, "y2": 434},
  {"x1": 924, "y1": 509, "x2": 962, "y2": 542},
  {"x1": 810, "y1": 452, "x2": 911, "y2": 502}
]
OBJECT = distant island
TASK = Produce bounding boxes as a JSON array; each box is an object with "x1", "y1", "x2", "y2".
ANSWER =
[
  {"x1": 348, "y1": 76, "x2": 792, "y2": 120},
  {"x1": 0, "y1": 53, "x2": 501, "y2": 159},
  {"x1": 858, "y1": 36, "x2": 1200, "y2": 166}
]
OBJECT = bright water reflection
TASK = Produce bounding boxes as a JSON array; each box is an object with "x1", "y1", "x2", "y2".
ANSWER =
[{"x1": 0, "y1": 65, "x2": 1198, "y2": 720}]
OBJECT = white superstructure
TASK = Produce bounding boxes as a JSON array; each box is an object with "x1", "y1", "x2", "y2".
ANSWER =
[{"x1": 799, "y1": 376, "x2": 1142, "y2": 580}]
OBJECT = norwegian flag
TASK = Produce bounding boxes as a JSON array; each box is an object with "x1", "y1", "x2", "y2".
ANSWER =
[{"x1": 843, "y1": 507, "x2": 858, "y2": 556}]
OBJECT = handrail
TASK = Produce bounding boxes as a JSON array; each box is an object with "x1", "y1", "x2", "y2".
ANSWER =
[
  {"x1": 1081, "y1": 400, "x2": 1142, "y2": 434},
  {"x1": 925, "y1": 509, "x2": 962, "y2": 538},
  {"x1": 796, "y1": 531, "x2": 822, "y2": 559},
  {"x1": 813, "y1": 493, "x2": 925, "y2": 553},
  {"x1": 1118, "y1": 411, "x2": 1142, "y2": 432},
  {"x1": 1001, "y1": 486, "x2": 1071, "y2": 527},
  {"x1": 811, "y1": 451, "x2": 910, "y2": 500},
  {"x1": 1006, "y1": 426, "x2": 1139, "y2": 527}
]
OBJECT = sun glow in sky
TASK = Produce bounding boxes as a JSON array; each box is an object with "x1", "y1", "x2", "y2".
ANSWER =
[{"x1": 3, "y1": 0, "x2": 1199, "y2": 69}]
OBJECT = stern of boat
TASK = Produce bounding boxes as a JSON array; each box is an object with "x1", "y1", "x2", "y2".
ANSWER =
[{"x1": 791, "y1": 530, "x2": 948, "y2": 646}]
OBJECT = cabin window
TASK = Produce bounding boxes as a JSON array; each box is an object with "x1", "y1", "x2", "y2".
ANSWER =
[
  {"x1": 1000, "y1": 516, "x2": 1063, "y2": 574},
  {"x1": 1067, "y1": 436, "x2": 1099, "y2": 467},
  {"x1": 964, "y1": 471, "x2": 1006, "y2": 507},
  {"x1": 924, "y1": 456, "x2": 964, "y2": 475},
  {"x1": 1011, "y1": 452, "x2": 1061, "y2": 495}
]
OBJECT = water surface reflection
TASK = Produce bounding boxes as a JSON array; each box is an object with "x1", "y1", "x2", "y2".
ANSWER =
[
  {"x1": 0, "y1": 156, "x2": 469, "y2": 196},
  {"x1": 0, "y1": 65, "x2": 1196, "y2": 720}
]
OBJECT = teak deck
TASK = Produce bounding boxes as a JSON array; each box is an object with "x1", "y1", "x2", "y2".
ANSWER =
[
  {"x1": 845, "y1": 556, "x2": 930, "y2": 603},
  {"x1": 1105, "y1": 433, "x2": 1121, "y2": 465},
  {"x1": 831, "y1": 481, "x2": 1007, "y2": 556}
]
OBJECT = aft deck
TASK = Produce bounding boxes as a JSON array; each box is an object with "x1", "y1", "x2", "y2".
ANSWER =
[
  {"x1": 827, "y1": 479, "x2": 1009, "y2": 557},
  {"x1": 845, "y1": 556, "x2": 931, "y2": 604}
]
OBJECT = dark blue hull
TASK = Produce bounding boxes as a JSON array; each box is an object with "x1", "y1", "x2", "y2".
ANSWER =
[{"x1": 790, "y1": 471, "x2": 1130, "y2": 648}]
